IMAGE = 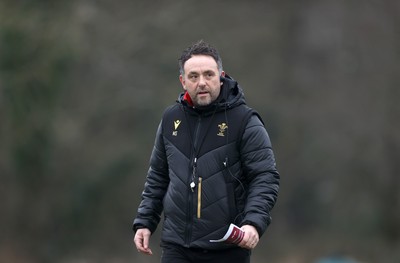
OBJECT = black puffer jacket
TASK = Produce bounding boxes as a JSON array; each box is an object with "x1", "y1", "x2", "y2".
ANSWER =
[{"x1": 133, "y1": 75, "x2": 279, "y2": 249}]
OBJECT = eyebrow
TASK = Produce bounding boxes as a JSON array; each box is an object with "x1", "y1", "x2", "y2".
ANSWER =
[
  {"x1": 188, "y1": 70, "x2": 216, "y2": 75},
  {"x1": 203, "y1": 70, "x2": 215, "y2": 75}
]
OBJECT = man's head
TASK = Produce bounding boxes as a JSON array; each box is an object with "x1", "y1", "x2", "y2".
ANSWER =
[
  {"x1": 179, "y1": 40, "x2": 225, "y2": 107},
  {"x1": 178, "y1": 40, "x2": 223, "y2": 76}
]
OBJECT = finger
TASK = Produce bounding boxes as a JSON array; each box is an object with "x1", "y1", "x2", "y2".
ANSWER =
[
  {"x1": 139, "y1": 247, "x2": 153, "y2": 255},
  {"x1": 134, "y1": 235, "x2": 147, "y2": 253},
  {"x1": 142, "y1": 235, "x2": 153, "y2": 255},
  {"x1": 243, "y1": 237, "x2": 257, "y2": 249},
  {"x1": 134, "y1": 235, "x2": 144, "y2": 248},
  {"x1": 136, "y1": 245, "x2": 153, "y2": 255},
  {"x1": 142, "y1": 233, "x2": 152, "y2": 254},
  {"x1": 134, "y1": 232, "x2": 153, "y2": 255},
  {"x1": 238, "y1": 234, "x2": 252, "y2": 249},
  {"x1": 142, "y1": 231, "x2": 151, "y2": 249},
  {"x1": 240, "y1": 226, "x2": 259, "y2": 249}
]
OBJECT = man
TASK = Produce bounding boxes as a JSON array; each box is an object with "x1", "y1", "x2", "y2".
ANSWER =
[{"x1": 133, "y1": 40, "x2": 279, "y2": 263}]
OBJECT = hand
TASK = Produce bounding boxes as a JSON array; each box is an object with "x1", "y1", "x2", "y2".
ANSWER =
[
  {"x1": 134, "y1": 228, "x2": 153, "y2": 255},
  {"x1": 238, "y1": 225, "x2": 259, "y2": 250}
]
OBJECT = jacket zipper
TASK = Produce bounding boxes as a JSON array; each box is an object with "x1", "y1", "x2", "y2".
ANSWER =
[
  {"x1": 185, "y1": 116, "x2": 202, "y2": 245},
  {"x1": 185, "y1": 185, "x2": 194, "y2": 246},
  {"x1": 197, "y1": 177, "x2": 202, "y2": 218}
]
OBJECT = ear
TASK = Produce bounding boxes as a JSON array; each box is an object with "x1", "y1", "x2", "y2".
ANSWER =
[
  {"x1": 220, "y1": 71, "x2": 226, "y2": 85},
  {"x1": 179, "y1": 75, "x2": 186, "y2": 90}
]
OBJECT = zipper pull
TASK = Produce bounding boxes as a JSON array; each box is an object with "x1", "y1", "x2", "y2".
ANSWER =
[{"x1": 190, "y1": 157, "x2": 197, "y2": 192}]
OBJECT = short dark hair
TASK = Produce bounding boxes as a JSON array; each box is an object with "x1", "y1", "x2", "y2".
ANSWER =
[{"x1": 178, "y1": 40, "x2": 223, "y2": 75}]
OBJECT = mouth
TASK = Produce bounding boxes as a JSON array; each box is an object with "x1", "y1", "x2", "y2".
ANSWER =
[{"x1": 197, "y1": 91, "x2": 209, "y2": 96}]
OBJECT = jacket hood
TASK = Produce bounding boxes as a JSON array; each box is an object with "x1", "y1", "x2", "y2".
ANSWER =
[{"x1": 177, "y1": 74, "x2": 246, "y2": 112}]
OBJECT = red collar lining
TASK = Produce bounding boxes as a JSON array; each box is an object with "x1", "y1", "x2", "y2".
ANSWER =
[{"x1": 183, "y1": 91, "x2": 194, "y2": 106}]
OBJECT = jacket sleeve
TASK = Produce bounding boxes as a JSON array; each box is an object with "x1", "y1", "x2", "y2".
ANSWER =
[
  {"x1": 239, "y1": 114, "x2": 280, "y2": 236},
  {"x1": 133, "y1": 120, "x2": 169, "y2": 233}
]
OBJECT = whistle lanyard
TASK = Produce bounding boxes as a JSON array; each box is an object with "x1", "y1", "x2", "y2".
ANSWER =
[{"x1": 183, "y1": 108, "x2": 217, "y2": 191}]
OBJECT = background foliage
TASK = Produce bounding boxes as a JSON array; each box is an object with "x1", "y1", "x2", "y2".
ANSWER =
[{"x1": 1, "y1": 0, "x2": 399, "y2": 262}]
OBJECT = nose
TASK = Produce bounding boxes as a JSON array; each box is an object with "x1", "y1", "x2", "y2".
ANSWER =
[{"x1": 198, "y1": 75, "x2": 206, "y2": 87}]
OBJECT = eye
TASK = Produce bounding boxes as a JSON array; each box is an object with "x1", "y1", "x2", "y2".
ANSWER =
[
  {"x1": 205, "y1": 71, "x2": 215, "y2": 79},
  {"x1": 188, "y1": 74, "x2": 198, "y2": 81}
]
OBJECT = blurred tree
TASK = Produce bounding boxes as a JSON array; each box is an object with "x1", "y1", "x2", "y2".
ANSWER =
[
  {"x1": 0, "y1": 0, "x2": 399, "y2": 263},
  {"x1": 0, "y1": 1, "x2": 74, "y2": 262}
]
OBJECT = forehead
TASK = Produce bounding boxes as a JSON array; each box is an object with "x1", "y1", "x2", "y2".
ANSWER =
[{"x1": 184, "y1": 55, "x2": 219, "y2": 73}]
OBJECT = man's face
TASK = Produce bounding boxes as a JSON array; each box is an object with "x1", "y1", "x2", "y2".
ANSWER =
[{"x1": 180, "y1": 55, "x2": 225, "y2": 107}]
